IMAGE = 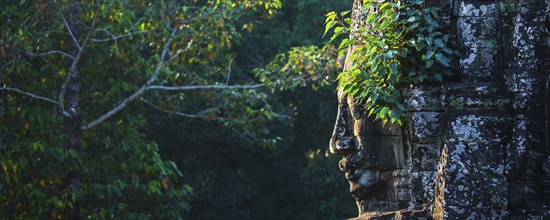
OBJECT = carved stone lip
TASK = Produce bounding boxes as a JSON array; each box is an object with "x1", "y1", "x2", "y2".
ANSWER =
[
  {"x1": 345, "y1": 168, "x2": 377, "y2": 180},
  {"x1": 345, "y1": 172, "x2": 359, "y2": 180}
]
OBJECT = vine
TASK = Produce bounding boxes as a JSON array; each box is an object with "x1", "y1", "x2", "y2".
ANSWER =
[{"x1": 325, "y1": 0, "x2": 457, "y2": 125}]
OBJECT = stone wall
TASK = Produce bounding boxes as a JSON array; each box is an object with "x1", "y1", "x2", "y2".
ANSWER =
[{"x1": 403, "y1": 0, "x2": 550, "y2": 218}]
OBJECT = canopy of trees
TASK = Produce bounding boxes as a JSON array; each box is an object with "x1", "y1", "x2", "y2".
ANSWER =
[{"x1": 1, "y1": 0, "x2": 354, "y2": 219}]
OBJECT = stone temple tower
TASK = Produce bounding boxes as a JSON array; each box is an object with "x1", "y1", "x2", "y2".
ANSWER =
[{"x1": 330, "y1": 0, "x2": 550, "y2": 218}]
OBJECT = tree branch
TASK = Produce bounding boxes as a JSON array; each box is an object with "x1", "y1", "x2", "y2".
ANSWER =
[
  {"x1": 91, "y1": 30, "x2": 149, "y2": 42},
  {"x1": 61, "y1": 15, "x2": 82, "y2": 50},
  {"x1": 226, "y1": 57, "x2": 234, "y2": 84},
  {"x1": 167, "y1": 39, "x2": 193, "y2": 63},
  {"x1": 147, "y1": 83, "x2": 265, "y2": 91},
  {"x1": 1, "y1": 87, "x2": 58, "y2": 104},
  {"x1": 58, "y1": 15, "x2": 96, "y2": 115},
  {"x1": 82, "y1": 28, "x2": 178, "y2": 130},
  {"x1": 91, "y1": 17, "x2": 147, "y2": 42},
  {"x1": 140, "y1": 98, "x2": 207, "y2": 118},
  {"x1": 0, "y1": 87, "x2": 71, "y2": 117},
  {"x1": 26, "y1": 50, "x2": 75, "y2": 60}
]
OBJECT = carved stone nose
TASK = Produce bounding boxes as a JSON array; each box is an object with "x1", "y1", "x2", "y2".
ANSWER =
[
  {"x1": 330, "y1": 135, "x2": 354, "y2": 155},
  {"x1": 339, "y1": 157, "x2": 354, "y2": 172},
  {"x1": 329, "y1": 96, "x2": 355, "y2": 154}
]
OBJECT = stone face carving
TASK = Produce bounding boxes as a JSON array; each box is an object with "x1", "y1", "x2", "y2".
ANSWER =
[
  {"x1": 329, "y1": 1, "x2": 411, "y2": 214},
  {"x1": 331, "y1": 0, "x2": 550, "y2": 219},
  {"x1": 330, "y1": 91, "x2": 408, "y2": 215}
]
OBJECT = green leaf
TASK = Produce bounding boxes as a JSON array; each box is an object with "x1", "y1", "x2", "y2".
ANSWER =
[
  {"x1": 334, "y1": 26, "x2": 344, "y2": 34},
  {"x1": 380, "y1": 106, "x2": 389, "y2": 116},
  {"x1": 425, "y1": 50, "x2": 435, "y2": 60},
  {"x1": 390, "y1": 62, "x2": 398, "y2": 76},
  {"x1": 409, "y1": 0, "x2": 422, "y2": 5},
  {"x1": 366, "y1": 13, "x2": 376, "y2": 24},
  {"x1": 424, "y1": 14, "x2": 439, "y2": 28},
  {"x1": 325, "y1": 11, "x2": 337, "y2": 23},
  {"x1": 434, "y1": 38, "x2": 444, "y2": 48},
  {"x1": 433, "y1": 73, "x2": 443, "y2": 81},
  {"x1": 380, "y1": 2, "x2": 392, "y2": 11},
  {"x1": 338, "y1": 39, "x2": 349, "y2": 50},
  {"x1": 340, "y1": 10, "x2": 350, "y2": 17},
  {"x1": 435, "y1": 53, "x2": 451, "y2": 67},
  {"x1": 323, "y1": 20, "x2": 337, "y2": 37},
  {"x1": 344, "y1": 18, "x2": 352, "y2": 24}
]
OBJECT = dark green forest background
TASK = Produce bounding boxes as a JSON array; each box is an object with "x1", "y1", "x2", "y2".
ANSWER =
[
  {"x1": 1, "y1": 0, "x2": 355, "y2": 219},
  {"x1": 150, "y1": 1, "x2": 356, "y2": 218}
]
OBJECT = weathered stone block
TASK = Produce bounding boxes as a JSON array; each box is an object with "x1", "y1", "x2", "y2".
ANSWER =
[
  {"x1": 406, "y1": 112, "x2": 440, "y2": 144},
  {"x1": 454, "y1": 1, "x2": 497, "y2": 17},
  {"x1": 504, "y1": 67, "x2": 535, "y2": 92},
  {"x1": 524, "y1": 150, "x2": 550, "y2": 180},
  {"x1": 457, "y1": 16, "x2": 497, "y2": 45},
  {"x1": 526, "y1": 88, "x2": 549, "y2": 120},
  {"x1": 444, "y1": 141, "x2": 508, "y2": 213},
  {"x1": 444, "y1": 208, "x2": 509, "y2": 219},
  {"x1": 511, "y1": 92, "x2": 530, "y2": 113},
  {"x1": 526, "y1": 121, "x2": 548, "y2": 150},
  {"x1": 411, "y1": 171, "x2": 436, "y2": 204},
  {"x1": 445, "y1": 113, "x2": 513, "y2": 142},
  {"x1": 446, "y1": 141, "x2": 507, "y2": 174},
  {"x1": 412, "y1": 144, "x2": 441, "y2": 171},
  {"x1": 509, "y1": 181, "x2": 550, "y2": 209},
  {"x1": 393, "y1": 169, "x2": 412, "y2": 202},
  {"x1": 404, "y1": 86, "x2": 443, "y2": 111},
  {"x1": 510, "y1": 209, "x2": 550, "y2": 219},
  {"x1": 459, "y1": 46, "x2": 498, "y2": 81}
]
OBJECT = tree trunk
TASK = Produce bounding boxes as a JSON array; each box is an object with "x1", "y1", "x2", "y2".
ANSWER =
[{"x1": 63, "y1": 2, "x2": 82, "y2": 219}]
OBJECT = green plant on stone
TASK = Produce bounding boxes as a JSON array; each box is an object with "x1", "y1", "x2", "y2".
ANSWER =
[{"x1": 325, "y1": 0, "x2": 457, "y2": 125}]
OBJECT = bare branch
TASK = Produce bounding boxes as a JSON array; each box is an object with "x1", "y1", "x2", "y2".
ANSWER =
[
  {"x1": 91, "y1": 17, "x2": 147, "y2": 43},
  {"x1": 82, "y1": 28, "x2": 178, "y2": 130},
  {"x1": 167, "y1": 39, "x2": 193, "y2": 63},
  {"x1": 145, "y1": 28, "x2": 178, "y2": 85},
  {"x1": 226, "y1": 57, "x2": 234, "y2": 84},
  {"x1": 1, "y1": 87, "x2": 58, "y2": 104},
  {"x1": 147, "y1": 83, "x2": 265, "y2": 91},
  {"x1": 140, "y1": 98, "x2": 207, "y2": 118},
  {"x1": 92, "y1": 28, "x2": 118, "y2": 49},
  {"x1": 91, "y1": 30, "x2": 149, "y2": 42},
  {"x1": 27, "y1": 50, "x2": 75, "y2": 60},
  {"x1": 0, "y1": 87, "x2": 71, "y2": 117},
  {"x1": 61, "y1": 15, "x2": 82, "y2": 50}
]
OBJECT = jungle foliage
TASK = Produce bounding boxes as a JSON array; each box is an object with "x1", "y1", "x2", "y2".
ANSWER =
[
  {"x1": 326, "y1": 0, "x2": 457, "y2": 125},
  {"x1": 1, "y1": 0, "x2": 356, "y2": 219}
]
